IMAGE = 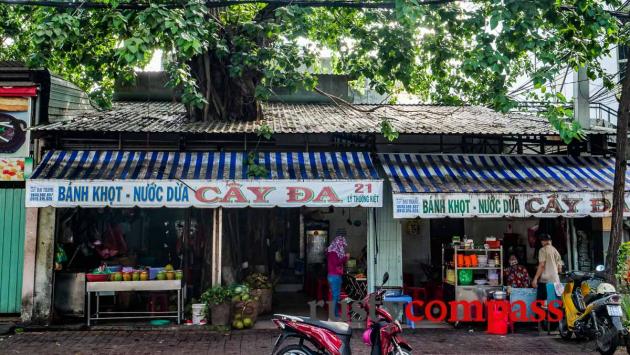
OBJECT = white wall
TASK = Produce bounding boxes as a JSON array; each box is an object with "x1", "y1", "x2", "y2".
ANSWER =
[{"x1": 306, "y1": 207, "x2": 368, "y2": 258}]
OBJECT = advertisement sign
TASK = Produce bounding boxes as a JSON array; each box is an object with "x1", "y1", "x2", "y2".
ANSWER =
[
  {"x1": 0, "y1": 157, "x2": 32, "y2": 181},
  {"x1": 393, "y1": 192, "x2": 629, "y2": 218},
  {"x1": 26, "y1": 180, "x2": 383, "y2": 208},
  {"x1": 0, "y1": 109, "x2": 30, "y2": 158}
]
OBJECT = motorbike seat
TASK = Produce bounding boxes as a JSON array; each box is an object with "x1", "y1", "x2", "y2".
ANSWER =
[
  {"x1": 569, "y1": 271, "x2": 592, "y2": 282},
  {"x1": 583, "y1": 292, "x2": 601, "y2": 304},
  {"x1": 275, "y1": 314, "x2": 352, "y2": 335}
]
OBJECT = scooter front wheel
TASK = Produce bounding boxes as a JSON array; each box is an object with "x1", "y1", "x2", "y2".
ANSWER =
[{"x1": 275, "y1": 344, "x2": 318, "y2": 355}]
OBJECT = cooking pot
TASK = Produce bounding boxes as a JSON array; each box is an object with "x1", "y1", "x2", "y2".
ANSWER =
[{"x1": 490, "y1": 290, "x2": 507, "y2": 300}]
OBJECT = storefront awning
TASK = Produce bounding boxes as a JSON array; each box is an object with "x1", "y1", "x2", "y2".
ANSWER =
[
  {"x1": 379, "y1": 153, "x2": 627, "y2": 218},
  {"x1": 26, "y1": 150, "x2": 382, "y2": 208}
]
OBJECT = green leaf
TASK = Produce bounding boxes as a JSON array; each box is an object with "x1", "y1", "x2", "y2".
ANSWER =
[
  {"x1": 380, "y1": 119, "x2": 399, "y2": 142},
  {"x1": 489, "y1": 14, "x2": 500, "y2": 30}
]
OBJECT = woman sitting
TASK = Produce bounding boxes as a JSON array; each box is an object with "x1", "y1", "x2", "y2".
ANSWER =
[{"x1": 503, "y1": 254, "x2": 531, "y2": 288}]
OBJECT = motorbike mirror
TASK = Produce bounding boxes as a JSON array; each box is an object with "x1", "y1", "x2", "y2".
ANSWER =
[
  {"x1": 382, "y1": 272, "x2": 389, "y2": 285},
  {"x1": 595, "y1": 264, "x2": 605, "y2": 272}
]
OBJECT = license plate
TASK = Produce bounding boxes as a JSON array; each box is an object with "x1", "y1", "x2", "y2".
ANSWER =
[{"x1": 607, "y1": 305, "x2": 623, "y2": 316}]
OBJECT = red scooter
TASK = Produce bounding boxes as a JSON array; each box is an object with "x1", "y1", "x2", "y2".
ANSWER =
[{"x1": 271, "y1": 273, "x2": 412, "y2": 355}]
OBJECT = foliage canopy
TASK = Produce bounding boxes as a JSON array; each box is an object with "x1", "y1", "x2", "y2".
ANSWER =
[{"x1": 0, "y1": 0, "x2": 625, "y2": 140}]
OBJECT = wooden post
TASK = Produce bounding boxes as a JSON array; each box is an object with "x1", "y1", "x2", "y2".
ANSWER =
[{"x1": 212, "y1": 207, "x2": 223, "y2": 286}]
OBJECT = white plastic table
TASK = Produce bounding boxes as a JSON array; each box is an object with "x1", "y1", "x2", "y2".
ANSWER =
[{"x1": 86, "y1": 280, "x2": 183, "y2": 326}]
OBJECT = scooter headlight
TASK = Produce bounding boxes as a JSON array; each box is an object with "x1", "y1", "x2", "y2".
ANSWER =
[{"x1": 394, "y1": 320, "x2": 402, "y2": 331}]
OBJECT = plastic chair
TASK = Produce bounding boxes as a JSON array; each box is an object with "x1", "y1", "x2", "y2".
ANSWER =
[
  {"x1": 316, "y1": 277, "x2": 329, "y2": 302},
  {"x1": 383, "y1": 294, "x2": 416, "y2": 329}
]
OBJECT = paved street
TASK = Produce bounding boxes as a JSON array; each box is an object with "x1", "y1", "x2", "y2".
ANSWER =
[{"x1": 0, "y1": 328, "x2": 626, "y2": 355}]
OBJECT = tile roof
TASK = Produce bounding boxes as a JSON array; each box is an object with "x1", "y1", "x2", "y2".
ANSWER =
[{"x1": 33, "y1": 100, "x2": 569, "y2": 136}]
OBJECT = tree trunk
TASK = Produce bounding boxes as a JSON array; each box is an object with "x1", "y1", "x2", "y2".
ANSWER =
[
  {"x1": 605, "y1": 60, "x2": 630, "y2": 285},
  {"x1": 188, "y1": 50, "x2": 261, "y2": 122}
]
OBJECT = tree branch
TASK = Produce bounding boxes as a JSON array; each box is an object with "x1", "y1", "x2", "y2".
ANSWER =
[{"x1": 313, "y1": 86, "x2": 463, "y2": 118}]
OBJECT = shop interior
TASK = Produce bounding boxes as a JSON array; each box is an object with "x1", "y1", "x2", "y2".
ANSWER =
[
  {"x1": 52, "y1": 206, "x2": 369, "y2": 322},
  {"x1": 222, "y1": 206, "x2": 369, "y2": 317},
  {"x1": 52, "y1": 207, "x2": 215, "y2": 321},
  {"x1": 400, "y1": 216, "x2": 605, "y2": 305}
]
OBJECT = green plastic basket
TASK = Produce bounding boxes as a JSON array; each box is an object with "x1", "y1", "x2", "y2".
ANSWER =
[{"x1": 458, "y1": 269, "x2": 473, "y2": 285}]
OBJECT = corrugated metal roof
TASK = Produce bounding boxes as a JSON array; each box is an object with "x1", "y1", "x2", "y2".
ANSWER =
[
  {"x1": 33, "y1": 100, "x2": 568, "y2": 136},
  {"x1": 48, "y1": 75, "x2": 94, "y2": 122}
]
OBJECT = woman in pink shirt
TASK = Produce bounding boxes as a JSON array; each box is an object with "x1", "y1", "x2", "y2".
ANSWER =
[{"x1": 327, "y1": 235, "x2": 349, "y2": 319}]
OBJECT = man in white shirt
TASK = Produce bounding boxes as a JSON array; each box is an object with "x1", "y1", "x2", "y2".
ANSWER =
[{"x1": 532, "y1": 232, "x2": 563, "y2": 301}]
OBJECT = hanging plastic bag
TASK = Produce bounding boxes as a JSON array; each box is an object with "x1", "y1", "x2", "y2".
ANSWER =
[
  {"x1": 55, "y1": 244, "x2": 68, "y2": 263},
  {"x1": 54, "y1": 244, "x2": 68, "y2": 271}
]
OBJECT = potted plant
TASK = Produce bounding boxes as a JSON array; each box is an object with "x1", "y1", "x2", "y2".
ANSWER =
[
  {"x1": 201, "y1": 285, "x2": 232, "y2": 326},
  {"x1": 245, "y1": 273, "x2": 273, "y2": 314}
]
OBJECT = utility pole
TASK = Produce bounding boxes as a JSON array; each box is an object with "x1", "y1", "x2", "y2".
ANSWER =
[{"x1": 606, "y1": 53, "x2": 630, "y2": 285}]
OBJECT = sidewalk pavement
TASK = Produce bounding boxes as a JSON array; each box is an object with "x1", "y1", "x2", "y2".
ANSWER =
[{"x1": 0, "y1": 327, "x2": 623, "y2": 355}]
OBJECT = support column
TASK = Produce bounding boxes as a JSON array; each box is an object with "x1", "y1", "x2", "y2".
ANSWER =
[
  {"x1": 31, "y1": 206, "x2": 55, "y2": 324},
  {"x1": 21, "y1": 208, "x2": 38, "y2": 322},
  {"x1": 211, "y1": 207, "x2": 223, "y2": 286},
  {"x1": 574, "y1": 65, "x2": 590, "y2": 129},
  {"x1": 367, "y1": 182, "x2": 402, "y2": 292}
]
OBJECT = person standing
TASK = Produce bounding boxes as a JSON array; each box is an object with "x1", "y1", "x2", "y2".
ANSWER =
[
  {"x1": 327, "y1": 235, "x2": 349, "y2": 319},
  {"x1": 532, "y1": 233, "x2": 563, "y2": 301}
]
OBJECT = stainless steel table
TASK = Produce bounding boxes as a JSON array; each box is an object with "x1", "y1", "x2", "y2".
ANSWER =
[{"x1": 86, "y1": 280, "x2": 183, "y2": 326}]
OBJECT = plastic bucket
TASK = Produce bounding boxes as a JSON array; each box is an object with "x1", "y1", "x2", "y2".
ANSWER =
[{"x1": 192, "y1": 304, "x2": 206, "y2": 325}]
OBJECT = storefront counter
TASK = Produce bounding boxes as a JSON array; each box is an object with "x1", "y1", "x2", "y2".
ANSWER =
[{"x1": 86, "y1": 280, "x2": 183, "y2": 326}]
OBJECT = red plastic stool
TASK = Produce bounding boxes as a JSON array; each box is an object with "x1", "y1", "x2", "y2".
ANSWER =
[
  {"x1": 403, "y1": 286, "x2": 428, "y2": 313},
  {"x1": 326, "y1": 290, "x2": 351, "y2": 321}
]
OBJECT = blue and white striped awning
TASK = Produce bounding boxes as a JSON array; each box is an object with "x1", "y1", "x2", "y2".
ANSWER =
[
  {"x1": 380, "y1": 154, "x2": 630, "y2": 218},
  {"x1": 26, "y1": 150, "x2": 382, "y2": 208},
  {"x1": 379, "y1": 153, "x2": 623, "y2": 194},
  {"x1": 31, "y1": 150, "x2": 380, "y2": 181}
]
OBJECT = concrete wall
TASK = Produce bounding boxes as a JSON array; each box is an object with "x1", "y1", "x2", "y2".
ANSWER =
[
  {"x1": 20, "y1": 208, "x2": 38, "y2": 321},
  {"x1": 21, "y1": 207, "x2": 55, "y2": 324}
]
